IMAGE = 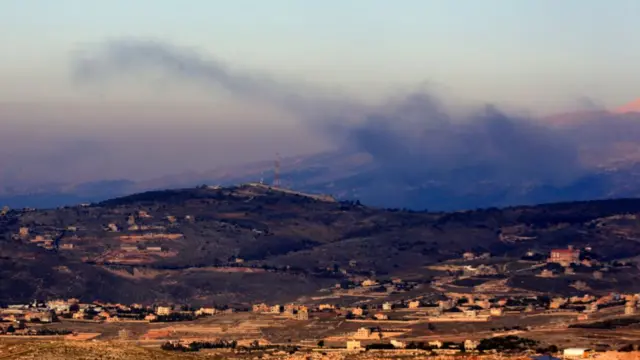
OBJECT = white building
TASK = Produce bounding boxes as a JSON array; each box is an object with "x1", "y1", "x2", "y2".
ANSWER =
[
  {"x1": 464, "y1": 339, "x2": 479, "y2": 351},
  {"x1": 563, "y1": 348, "x2": 591, "y2": 358},
  {"x1": 346, "y1": 340, "x2": 362, "y2": 351},
  {"x1": 354, "y1": 327, "x2": 372, "y2": 339}
]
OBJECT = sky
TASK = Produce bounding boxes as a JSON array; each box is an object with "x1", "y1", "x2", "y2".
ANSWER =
[{"x1": 2, "y1": 0, "x2": 640, "y2": 184}]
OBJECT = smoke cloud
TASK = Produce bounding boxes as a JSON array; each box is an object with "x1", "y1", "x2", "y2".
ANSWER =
[
  {"x1": 72, "y1": 39, "x2": 355, "y2": 118},
  {"x1": 72, "y1": 38, "x2": 589, "y2": 188}
]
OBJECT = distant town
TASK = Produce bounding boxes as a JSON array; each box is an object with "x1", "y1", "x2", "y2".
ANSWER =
[{"x1": 1, "y1": 245, "x2": 639, "y2": 359}]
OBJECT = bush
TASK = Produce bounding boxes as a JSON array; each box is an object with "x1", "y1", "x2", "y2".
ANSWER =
[
  {"x1": 569, "y1": 318, "x2": 640, "y2": 330},
  {"x1": 477, "y1": 336, "x2": 538, "y2": 352}
]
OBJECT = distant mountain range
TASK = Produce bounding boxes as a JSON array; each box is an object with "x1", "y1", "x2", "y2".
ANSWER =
[{"x1": 3, "y1": 105, "x2": 640, "y2": 211}]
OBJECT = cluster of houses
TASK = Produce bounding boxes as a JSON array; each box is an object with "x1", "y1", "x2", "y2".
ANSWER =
[
  {"x1": 11, "y1": 209, "x2": 190, "y2": 253},
  {"x1": 248, "y1": 289, "x2": 639, "y2": 325},
  {"x1": 251, "y1": 303, "x2": 309, "y2": 320},
  {"x1": 1, "y1": 294, "x2": 637, "y2": 357},
  {"x1": 10, "y1": 291, "x2": 629, "y2": 332},
  {"x1": 345, "y1": 334, "x2": 480, "y2": 354},
  {"x1": 0, "y1": 298, "x2": 233, "y2": 332}
]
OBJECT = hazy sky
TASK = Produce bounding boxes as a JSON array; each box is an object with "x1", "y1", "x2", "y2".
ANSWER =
[
  {"x1": 4, "y1": 0, "x2": 640, "y2": 107},
  {"x1": 2, "y1": 1, "x2": 640, "y2": 184}
]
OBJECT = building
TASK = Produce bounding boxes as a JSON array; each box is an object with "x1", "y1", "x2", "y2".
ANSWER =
[
  {"x1": 284, "y1": 304, "x2": 297, "y2": 313},
  {"x1": 106, "y1": 316, "x2": 120, "y2": 323},
  {"x1": 625, "y1": 302, "x2": 637, "y2": 315},
  {"x1": 374, "y1": 313, "x2": 388, "y2": 320},
  {"x1": 548, "y1": 247, "x2": 580, "y2": 265},
  {"x1": 464, "y1": 310, "x2": 479, "y2": 318},
  {"x1": 581, "y1": 259, "x2": 593, "y2": 267},
  {"x1": 361, "y1": 279, "x2": 378, "y2": 287},
  {"x1": 156, "y1": 306, "x2": 172, "y2": 316},
  {"x1": 252, "y1": 303, "x2": 269, "y2": 313},
  {"x1": 270, "y1": 305, "x2": 282, "y2": 314},
  {"x1": 25, "y1": 311, "x2": 53, "y2": 323},
  {"x1": 408, "y1": 300, "x2": 421, "y2": 309},
  {"x1": 98, "y1": 311, "x2": 112, "y2": 320},
  {"x1": 19, "y1": 227, "x2": 29, "y2": 238},
  {"x1": 390, "y1": 339, "x2": 406, "y2": 349},
  {"x1": 462, "y1": 252, "x2": 476, "y2": 260},
  {"x1": 562, "y1": 348, "x2": 591, "y2": 358},
  {"x1": 72, "y1": 311, "x2": 85, "y2": 320},
  {"x1": 195, "y1": 307, "x2": 217, "y2": 316},
  {"x1": 351, "y1": 307, "x2": 364, "y2": 316},
  {"x1": 296, "y1": 310, "x2": 309, "y2": 320},
  {"x1": 490, "y1": 308, "x2": 504, "y2": 316},
  {"x1": 46, "y1": 300, "x2": 70, "y2": 313},
  {"x1": 346, "y1": 340, "x2": 362, "y2": 351},
  {"x1": 464, "y1": 339, "x2": 479, "y2": 351},
  {"x1": 438, "y1": 299, "x2": 454, "y2": 310},
  {"x1": 354, "y1": 327, "x2": 372, "y2": 339},
  {"x1": 382, "y1": 302, "x2": 393, "y2": 311}
]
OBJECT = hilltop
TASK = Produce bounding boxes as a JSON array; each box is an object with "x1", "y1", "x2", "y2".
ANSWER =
[
  {"x1": 3, "y1": 184, "x2": 640, "y2": 305},
  {"x1": 7, "y1": 109, "x2": 640, "y2": 211}
]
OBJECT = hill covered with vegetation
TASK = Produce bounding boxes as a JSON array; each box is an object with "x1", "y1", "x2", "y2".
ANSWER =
[{"x1": 2, "y1": 184, "x2": 640, "y2": 305}]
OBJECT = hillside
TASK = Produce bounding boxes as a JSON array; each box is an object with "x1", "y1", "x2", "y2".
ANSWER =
[{"x1": 3, "y1": 184, "x2": 640, "y2": 305}]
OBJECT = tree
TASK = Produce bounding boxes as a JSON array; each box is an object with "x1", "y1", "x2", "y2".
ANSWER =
[{"x1": 317, "y1": 340, "x2": 325, "y2": 348}]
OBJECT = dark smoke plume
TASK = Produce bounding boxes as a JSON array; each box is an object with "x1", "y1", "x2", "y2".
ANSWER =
[
  {"x1": 72, "y1": 39, "x2": 355, "y2": 117},
  {"x1": 72, "y1": 38, "x2": 586, "y2": 187}
]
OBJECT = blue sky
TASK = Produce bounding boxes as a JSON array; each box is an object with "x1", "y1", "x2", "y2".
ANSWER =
[{"x1": 3, "y1": 0, "x2": 640, "y2": 110}]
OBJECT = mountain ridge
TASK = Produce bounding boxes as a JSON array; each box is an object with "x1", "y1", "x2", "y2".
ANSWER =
[
  {"x1": 3, "y1": 184, "x2": 640, "y2": 305},
  {"x1": 5, "y1": 111, "x2": 640, "y2": 210}
]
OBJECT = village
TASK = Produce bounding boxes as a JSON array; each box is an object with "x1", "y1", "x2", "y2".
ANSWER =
[
  {"x1": 4, "y1": 191, "x2": 640, "y2": 358},
  {"x1": 2, "y1": 260, "x2": 640, "y2": 359}
]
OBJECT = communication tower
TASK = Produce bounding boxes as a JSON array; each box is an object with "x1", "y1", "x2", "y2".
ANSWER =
[{"x1": 273, "y1": 153, "x2": 281, "y2": 187}]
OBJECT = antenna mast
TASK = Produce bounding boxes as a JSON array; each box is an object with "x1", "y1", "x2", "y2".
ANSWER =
[{"x1": 273, "y1": 152, "x2": 281, "y2": 187}]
